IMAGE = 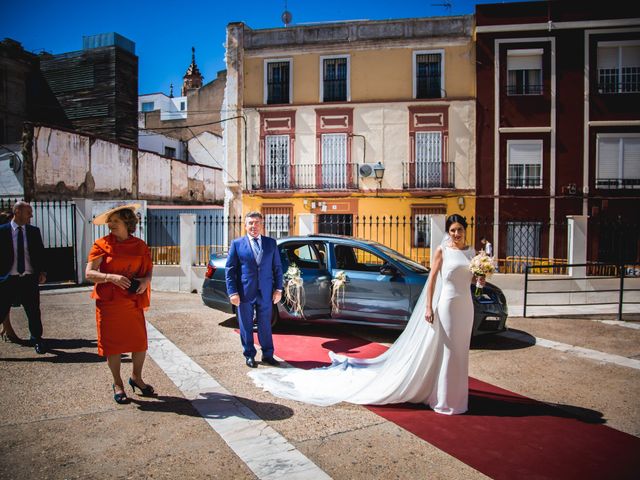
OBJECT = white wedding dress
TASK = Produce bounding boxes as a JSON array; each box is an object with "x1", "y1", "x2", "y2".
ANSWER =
[{"x1": 249, "y1": 245, "x2": 475, "y2": 414}]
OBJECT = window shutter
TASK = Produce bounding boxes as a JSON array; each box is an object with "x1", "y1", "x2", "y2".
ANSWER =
[
  {"x1": 623, "y1": 138, "x2": 640, "y2": 180},
  {"x1": 597, "y1": 137, "x2": 620, "y2": 179},
  {"x1": 598, "y1": 47, "x2": 618, "y2": 70},
  {"x1": 621, "y1": 46, "x2": 640, "y2": 68},
  {"x1": 508, "y1": 142, "x2": 542, "y2": 165},
  {"x1": 507, "y1": 49, "x2": 542, "y2": 70}
]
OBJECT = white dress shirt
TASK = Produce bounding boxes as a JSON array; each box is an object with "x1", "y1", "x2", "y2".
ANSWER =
[{"x1": 10, "y1": 220, "x2": 34, "y2": 275}]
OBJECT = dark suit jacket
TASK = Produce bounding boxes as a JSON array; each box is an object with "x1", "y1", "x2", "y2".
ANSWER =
[
  {"x1": 0, "y1": 223, "x2": 46, "y2": 282},
  {"x1": 225, "y1": 235, "x2": 283, "y2": 303}
]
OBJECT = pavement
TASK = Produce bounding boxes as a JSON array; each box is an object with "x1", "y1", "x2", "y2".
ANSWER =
[{"x1": 1, "y1": 289, "x2": 639, "y2": 479}]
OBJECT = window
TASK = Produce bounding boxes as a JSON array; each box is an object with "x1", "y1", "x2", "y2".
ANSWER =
[
  {"x1": 321, "y1": 133, "x2": 348, "y2": 189},
  {"x1": 414, "y1": 51, "x2": 443, "y2": 99},
  {"x1": 264, "y1": 59, "x2": 291, "y2": 104},
  {"x1": 507, "y1": 140, "x2": 543, "y2": 188},
  {"x1": 506, "y1": 221, "x2": 542, "y2": 258},
  {"x1": 597, "y1": 42, "x2": 640, "y2": 94},
  {"x1": 164, "y1": 146, "x2": 176, "y2": 158},
  {"x1": 415, "y1": 132, "x2": 443, "y2": 188},
  {"x1": 334, "y1": 245, "x2": 385, "y2": 272},
  {"x1": 596, "y1": 135, "x2": 640, "y2": 189},
  {"x1": 180, "y1": 101, "x2": 186, "y2": 111},
  {"x1": 321, "y1": 56, "x2": 349, "y2": 102},
  {"x1": 281, "y1": 243, "x2": 320, "y2": 269},
  {"x1": 318, "y1": 214, "x2": 353, "y2": 236},
  {"x1": 264, "y1": 213, "x2": 290, "y2": 238},
  {"x1": 411, "y1": 205, "x2": 446, "y2": 249},
  {"x1": 507, "y1": 49, "x2": 543, "y2": 95},
  {"x1": 141, "y1": 101, "x2": 154, "y2": 112},
  {"x1": 265, "y1": 135, "x2": 290, "y2": 189}
]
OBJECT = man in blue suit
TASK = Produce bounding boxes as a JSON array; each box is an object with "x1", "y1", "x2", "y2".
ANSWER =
[
  {"x1": 0, "y1": 201, "x2": 47, "y2": 354},
  {"x1": 225, "y1": 212, "x2": 283, "y2": 368}
]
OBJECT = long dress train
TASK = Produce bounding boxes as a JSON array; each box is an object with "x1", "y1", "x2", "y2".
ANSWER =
[{"x1": 249, "y1": 246, "x2": 475, "y2": 414}]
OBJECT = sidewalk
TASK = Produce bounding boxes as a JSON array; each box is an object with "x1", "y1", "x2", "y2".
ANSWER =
[{"x1": 1, "y1": 290, "x2": 639, "y2": 479}]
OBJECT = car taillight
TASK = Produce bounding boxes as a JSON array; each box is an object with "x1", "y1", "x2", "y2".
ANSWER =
[{"x1": 205, "y1": 264, "x2": 216, "y2": 279}]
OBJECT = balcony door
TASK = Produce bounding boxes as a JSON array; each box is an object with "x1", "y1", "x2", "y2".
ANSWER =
[
  {"x1": 321, "y1": 133, "x2": 348, "y2": 189},
  {"x1": 265, "y1": 135, "x2": 290, "y2": 190},
  {"x1": 415, "y1": 131, "x2": 442, "y2": 188}
]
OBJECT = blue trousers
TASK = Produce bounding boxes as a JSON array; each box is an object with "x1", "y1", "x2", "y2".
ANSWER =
[{"x1": 237, "y1": 294, "x2": 274, "y2": 359}]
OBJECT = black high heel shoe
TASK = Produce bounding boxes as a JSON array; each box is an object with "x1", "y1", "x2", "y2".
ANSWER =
[
  {"x1": 128, "y1": 377, "x2": 155, "y2": 396},
  {"x1": 112, "y1": 384, "x2": 129, "y2": 404}
]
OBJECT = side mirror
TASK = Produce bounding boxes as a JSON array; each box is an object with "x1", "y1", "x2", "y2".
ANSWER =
[{"x1": 379, "y1": 263, "x2": 397, "y2": 276}]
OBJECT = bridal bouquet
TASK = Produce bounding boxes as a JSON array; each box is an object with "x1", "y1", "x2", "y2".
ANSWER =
[
  {"x1": 469, "y1": 252, "x2": 496, "y2": 297},
  {"x1": 284, "y1": 264, "x2": 305, "y2": 317}
]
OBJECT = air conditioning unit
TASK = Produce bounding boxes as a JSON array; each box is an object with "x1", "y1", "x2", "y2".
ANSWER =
[{"x1": 359, "y1": 163, "x2": 374, "y2": 178}]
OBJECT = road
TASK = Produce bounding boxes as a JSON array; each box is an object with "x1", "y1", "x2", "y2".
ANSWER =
[{"x1": 0, "y1": 290, "x2": 638, "y2": 479}]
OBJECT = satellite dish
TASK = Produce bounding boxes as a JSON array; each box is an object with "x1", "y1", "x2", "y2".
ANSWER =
[{"x1": 282, "y1": 10, "x2": 292, "y2": 26}]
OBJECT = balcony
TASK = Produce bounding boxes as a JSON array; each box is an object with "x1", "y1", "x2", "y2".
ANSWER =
[
  {"x1": 402, "y1": 161, "x2": 455, "y2": 189},
  {"x1": 596, "y1": 178, "x2": 640, "y2": 190},
  {"x1": 250, "y1": 162, "x2": 358, "y2": 191}
]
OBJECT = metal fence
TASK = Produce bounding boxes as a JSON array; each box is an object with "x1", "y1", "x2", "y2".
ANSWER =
[
  {"x1": 1, "y1": 198, "x2": 78, "y2": 283},
  {"x1": 524, "y1": 262, "x2": 640, "y2": 320}
]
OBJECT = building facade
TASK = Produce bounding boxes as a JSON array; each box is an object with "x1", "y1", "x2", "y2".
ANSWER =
[
  {"x1": 224, "y1": 16, "x2": 477, "y2": 261},
  {"x1": 475, "y1": 1, "x2": 640, "y2": 264}
]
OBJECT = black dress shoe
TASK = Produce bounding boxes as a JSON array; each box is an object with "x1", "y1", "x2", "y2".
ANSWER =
[
  {"x1": 34, "y1": 342, "x2": 46, "y2": 354},
  {"x1": 261, "y1": 357, "x2": 280, "y2": 366},
  {"x1": 246, "y1": 357, "x2": 257, "y2": 368}
]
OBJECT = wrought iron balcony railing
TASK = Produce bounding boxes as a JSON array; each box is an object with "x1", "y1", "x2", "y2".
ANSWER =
[
  {"x1": 596, "y1": 178, "x2": 640, "y2": 189},
  {"x1": 402, "y1": 161, "x2": 455, "y2": 189},
  {"x1": 250, "y1": 162, "x2": 358, "y2": 191}
]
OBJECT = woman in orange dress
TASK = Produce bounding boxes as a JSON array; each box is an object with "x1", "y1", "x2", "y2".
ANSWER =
[{"x1": 85, "y1": 204, "x2": 155, "y2": 404}]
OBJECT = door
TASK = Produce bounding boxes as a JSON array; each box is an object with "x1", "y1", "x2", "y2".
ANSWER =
[
  {"x1": 331, "y1": 243, "x2": 411, "y2": 325},
  {"x1": 279, "y1": 241, "x2": 331, "y2": 318}
]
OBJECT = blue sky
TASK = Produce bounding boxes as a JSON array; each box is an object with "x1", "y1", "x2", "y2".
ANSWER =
[{"x1": 3, "y1": 0, "x2": 510, "y2": 95}]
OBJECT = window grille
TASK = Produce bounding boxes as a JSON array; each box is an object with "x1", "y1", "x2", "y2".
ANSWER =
[
  {"x1": 322, "y1": 57, "x2": 347, "y2": 102},
  {"x1": 416, "y1": 53, "x2": 442, "y2": 99},
  {"x1": 506, "y1": 221, "x2": 542, "y2": 258},
  {"x1": 267, "y1": 61, "x2": 290, "y2": 104},
  {"x1": 321, "y1": 133, "x2": 348, "y2": 189},
  {"x1": 265, "y1": 135, "x2": 290, "y2": 189}
]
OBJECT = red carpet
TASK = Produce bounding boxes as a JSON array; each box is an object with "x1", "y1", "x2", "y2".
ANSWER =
[{"x1": 248, "y1": 327, "x2": 640, "y2": 480}]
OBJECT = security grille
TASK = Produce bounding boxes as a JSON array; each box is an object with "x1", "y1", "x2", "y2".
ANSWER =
[
  {"x1": 321, "y1": 133, "x2": 348, "y2": 189},
  {"x1": 323, "y1": 57, "x2": 347, "y2": 102},
  {"x1": 265, "y1": 213, "x2": 290, "y2": 239},
  {"x1": 266, "y1": 61, "x2": 290, "y2": 104},
  {"x1": 506, "y1": 221, "x2": 542, "y2": 258},
  {"x1": 416, "y1": 53, "x2": 442, "y2": 99},
  {"x1": 415, "y1": 132, "x2": 442, "y2": 188},
  {"x1": 265, "y1": 135, "x2": 290, "y2": 189}
]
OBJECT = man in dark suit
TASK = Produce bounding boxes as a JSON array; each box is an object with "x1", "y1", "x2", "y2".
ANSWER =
[
  {"x1": 225, "y1": 212, "x2": 283, "y2": 368},
  {"x1": 0, "y1": 201, "x2": 47, "y2": 354}
]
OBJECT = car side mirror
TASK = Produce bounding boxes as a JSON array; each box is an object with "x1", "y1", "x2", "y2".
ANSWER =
[{"x1": 380, "y1": 263, "x2": 397, "y2": 276}]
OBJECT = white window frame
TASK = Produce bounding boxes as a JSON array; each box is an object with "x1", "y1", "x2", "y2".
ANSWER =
[
  {"x1": 506, "y1": 139, "x2": 543, "y2": 189},
  {"x1": 597, "y1": 40, "x2": 640, "y2": 94},
  {"x1": 319, "y1": 54, "x2": 350, "y2": 103},
  {"x1": 263, "y1": 58, "x2": 293, "y2": 105},
  {"x1": 413, "y1": 49, "x2": 445, "y2": 99},
  {"x1": 506, "y1": 48, "x2": 543, "y2": 96},
  {"x1": 596, "y1": 133, "x2": 640, "y2": 189}
]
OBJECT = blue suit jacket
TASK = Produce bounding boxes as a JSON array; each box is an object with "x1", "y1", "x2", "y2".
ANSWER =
[
  {"x1": 225, "y1": 235, "x2": 283, "y2": 303},
  {"x1": 0, "y1": 223, "x2": 46, "y2": 282}
]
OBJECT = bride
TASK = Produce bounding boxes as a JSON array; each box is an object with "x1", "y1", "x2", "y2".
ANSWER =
[{"x1": 249, "y1": 214, "x2": 483, "y2": 414}]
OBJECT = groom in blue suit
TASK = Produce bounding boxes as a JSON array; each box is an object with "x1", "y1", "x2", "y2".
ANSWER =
[{"x1": 225, "y1": 212, "x2": 283, "y2": 368}]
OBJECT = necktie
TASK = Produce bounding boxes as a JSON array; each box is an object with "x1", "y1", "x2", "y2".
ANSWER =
[
  {"x1": 17, "y1": 226, "x2": 25, "y2": 274},
  {"x1": 252, "y1": 237, "x2": 262, "y2": 263}
]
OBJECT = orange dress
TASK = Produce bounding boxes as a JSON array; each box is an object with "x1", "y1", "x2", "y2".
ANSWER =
[{"x1": 88, "y1": 234, "x2": 152, "y2": 356}]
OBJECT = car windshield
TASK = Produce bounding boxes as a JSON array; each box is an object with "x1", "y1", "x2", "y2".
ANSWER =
[{"x1": 375, "y1": 244, "x2": 430, "y2": 273}]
